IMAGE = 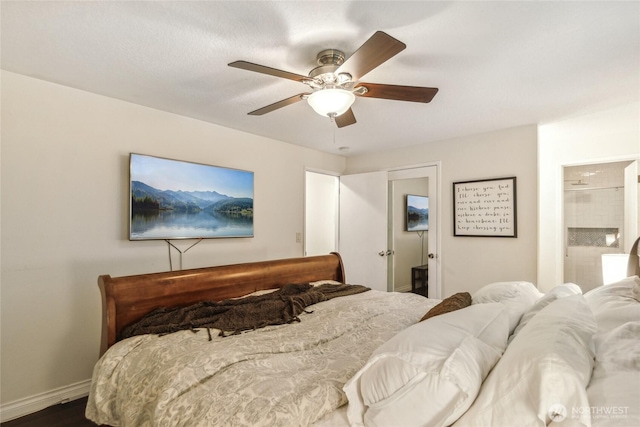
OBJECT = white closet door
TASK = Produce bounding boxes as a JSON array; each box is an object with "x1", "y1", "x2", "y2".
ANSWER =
[{"x1": 339, "y1": 171, "x2": 389, "y2": 291}]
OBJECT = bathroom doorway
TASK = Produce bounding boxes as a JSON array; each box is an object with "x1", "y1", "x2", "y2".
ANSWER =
[{"x1": 563, "y1": 160, "x2": 637, "y2": 291}]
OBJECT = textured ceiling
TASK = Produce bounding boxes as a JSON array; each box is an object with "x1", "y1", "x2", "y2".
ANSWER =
[{"x1": 2, "y1": 1, "x2": 639, "y2": 156}]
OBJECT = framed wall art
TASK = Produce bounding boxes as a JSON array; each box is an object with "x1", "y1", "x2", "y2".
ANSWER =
[{"x1": 453, "y1": 176, "x2": 517, "y2": 237}]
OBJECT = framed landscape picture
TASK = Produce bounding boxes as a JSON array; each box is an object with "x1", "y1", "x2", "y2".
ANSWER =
[{"x1": 129, "y1": 153, "x2": 254, "y2": 240}]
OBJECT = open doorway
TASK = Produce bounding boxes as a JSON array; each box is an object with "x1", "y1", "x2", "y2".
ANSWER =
[
  {"x1": 388, "y1": 165, "x2": 439, "y2": 298},
  {"x1": 389, "y1": 178, "x2": 429, "y2": 293},
  {"x1": 563, "y1": 160, "x2": 637, "y2": 291},
  {"x1": 304, "y1": 170, "x2": 339, "y2": 257},
  {"x1": 305, "y1": 165, "x2": 440, "y2": 298}
]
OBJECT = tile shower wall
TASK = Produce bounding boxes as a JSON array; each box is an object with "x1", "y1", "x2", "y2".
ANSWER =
[{"x1": 564, "y1": 161, "x2": 630, "y2": 291}]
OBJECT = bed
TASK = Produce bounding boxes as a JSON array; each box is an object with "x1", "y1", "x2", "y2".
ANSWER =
[{"x1": 86, "y1": 251, "x2": 640, "y2": 427}]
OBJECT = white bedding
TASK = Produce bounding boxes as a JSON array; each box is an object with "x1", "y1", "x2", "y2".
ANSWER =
[
  {"x1": 341, "y1": 278, "x2": 638, "y2": 427},
  {"x1": 86, "y1": 288, "x2": 437, "y2": 427},
  {"x1": 87, "y1": 277, "x2": 640, "y2": 427},
  {"x1": 584, "y1": 276, "x2": 640, "y2": 427}
]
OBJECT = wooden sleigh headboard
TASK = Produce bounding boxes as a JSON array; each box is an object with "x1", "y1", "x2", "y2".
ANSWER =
[{"x1": 98, "y1": 253, "x2": 345, "y2": 355}]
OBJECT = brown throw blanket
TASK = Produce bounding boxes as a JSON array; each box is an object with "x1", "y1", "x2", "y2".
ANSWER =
[{"x1": 121, "y1": 283, "x2": 370, "y2": 340}]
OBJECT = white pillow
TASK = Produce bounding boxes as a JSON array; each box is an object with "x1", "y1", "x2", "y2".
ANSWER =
[
  {"x1": 584, "y1": 275, "x2": 640, "y2": 302},
  {"x1": 472, "y1": 281, "x2": 542, "y2": 334},
  {"x1": 510, "y1": 283, "x2": 582, "y2": 341},
  {"x1": 344, "y1": 303, "x2": 509, "y2": 427},
  {"x1": 453, "y1": 294, "x2": 596, "y2": 427},
  {"x1": 584, "y1": 276, "x2": 640, "y2": 340}
]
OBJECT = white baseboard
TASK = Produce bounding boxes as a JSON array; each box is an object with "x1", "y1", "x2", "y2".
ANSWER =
[{"x1": 0, "y1": 379, "x2": 91, "y2": 422}]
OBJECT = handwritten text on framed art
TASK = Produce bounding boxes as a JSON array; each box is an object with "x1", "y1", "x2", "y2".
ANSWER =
[{"x1": 453, "y1": 177, "x2": 517, "y2": 237}]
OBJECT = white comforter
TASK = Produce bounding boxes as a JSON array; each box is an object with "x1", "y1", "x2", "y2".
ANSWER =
[
  {"x1": 585, "y1": 276, "x2": 640, "y2": 427},
  {"x1": 86, "y1": 289, "x2": 436, "y2": 427}
]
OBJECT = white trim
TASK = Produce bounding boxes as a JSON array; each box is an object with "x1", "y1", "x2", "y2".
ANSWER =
[
  {"x1": 386, "y1": 160, "x2": 441, "y2": 172},
  {"x1": 387, "y1": 161, "x2": 442, "y2": 299},
  {"x1": 304, "y1": 166, "x2": 342, "y2": 177},
  {"x1": 0, "y1": 379, "x2": 91, "y2": 422}
]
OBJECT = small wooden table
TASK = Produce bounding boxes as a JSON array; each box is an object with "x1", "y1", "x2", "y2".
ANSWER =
[{"x1": 411, "y1": 264, "x2": 428, "y2": 296}]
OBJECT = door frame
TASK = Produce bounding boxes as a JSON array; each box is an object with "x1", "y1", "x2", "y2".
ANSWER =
[
  {"x1": 387, "y1": 162, "x2": 441, "y2": 299},
  {"x1": 555, "y1": 155, "x2": 640, "y2": 286},
  {"x1": 304, "y1": 162, "x2": 442, "y2": 299}
]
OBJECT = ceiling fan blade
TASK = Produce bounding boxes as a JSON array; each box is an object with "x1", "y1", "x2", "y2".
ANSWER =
[
  {"x1": 229, "y1": 60, "x2": 308, "y2": 83},
  {"x1": 248, "y1": 93, "x2": 310, "y2": 116},
  {"x1": 357, "y1": 83, "x2": 438, "y2": 103},
  {"x1": 335, "y1": 108, "x2": 356, "y2": 128},
  {"x1": 336, "y1": 31, "x2": 406, "y2": 81}
]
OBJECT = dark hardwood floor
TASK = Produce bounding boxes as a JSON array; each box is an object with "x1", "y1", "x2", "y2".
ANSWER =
[{"x1": 1, "y1": 397, "x2": 97, "y2": 427}]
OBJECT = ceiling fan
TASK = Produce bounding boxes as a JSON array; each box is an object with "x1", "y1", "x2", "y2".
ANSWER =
[{"x1": 228, "y1": 31, "x2": 438, "y2": 128}]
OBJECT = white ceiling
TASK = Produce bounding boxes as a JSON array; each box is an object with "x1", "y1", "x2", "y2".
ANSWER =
[{"x1": 2, "y1": 1, "x2": 639, "y2": 156}]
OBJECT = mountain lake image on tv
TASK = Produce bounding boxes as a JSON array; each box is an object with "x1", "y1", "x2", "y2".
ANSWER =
[
  {"x1": 406, "y1": 194, "x2": 429, "y2": 232},
  {"x1": 129, "y1": 153, "x2": 254, "y2": 240}
]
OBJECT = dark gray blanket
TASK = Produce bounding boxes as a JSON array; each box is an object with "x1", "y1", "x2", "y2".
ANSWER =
[{"x1": 120, "y1": 283, "x2": 369, "y2": 340}]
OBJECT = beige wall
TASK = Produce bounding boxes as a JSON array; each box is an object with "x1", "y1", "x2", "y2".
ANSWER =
[
  {"x1": 346, "y1": 125, "x2": 539, "y2": 297},
  {"x1": 0, "y1": 71, "x2": 346, "y2": 408}
]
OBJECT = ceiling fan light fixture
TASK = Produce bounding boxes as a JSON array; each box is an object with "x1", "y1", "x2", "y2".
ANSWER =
[{"x1": 307, "y1": 88, "x2": 355, "y2": 118}]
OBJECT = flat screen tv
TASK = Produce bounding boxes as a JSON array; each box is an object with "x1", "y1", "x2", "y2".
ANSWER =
[
  {"x1": 129, "y1": 153, "x2": 254, "y2": 240},
  {"x1": 406, "y1": 194, "x2": 429, "y2": 232}
]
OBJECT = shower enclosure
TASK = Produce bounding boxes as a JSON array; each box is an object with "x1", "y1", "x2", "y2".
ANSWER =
[{"x1": 563, "y1": 160, "x2": 638, "y2": 291}]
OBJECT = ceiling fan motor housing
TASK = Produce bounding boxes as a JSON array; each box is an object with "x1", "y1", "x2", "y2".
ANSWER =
[
  {"x1": 316, "y1": 49, "x2": 345, "y2": 66},
  {"x1": 309, "y1": 49, "x2": 349, "y2": 85}
]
